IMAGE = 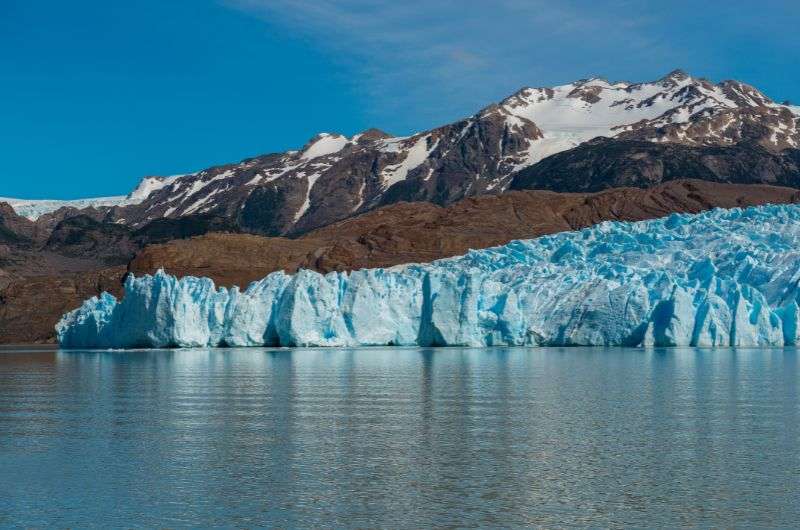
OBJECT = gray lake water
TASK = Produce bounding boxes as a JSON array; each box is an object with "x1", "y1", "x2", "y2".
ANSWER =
[{"x1": 1, "y1": 347, "x2": 799, "y2": 528}]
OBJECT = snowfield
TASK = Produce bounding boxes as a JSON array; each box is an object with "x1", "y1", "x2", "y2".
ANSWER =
[{"x1": 58, "y1": 203, "x2": 800, "y2": 349}]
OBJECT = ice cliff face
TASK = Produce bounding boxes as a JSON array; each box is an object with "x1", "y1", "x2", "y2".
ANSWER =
[{"x1": 58, "y1": 203, "x2": 800, "y2": 349}]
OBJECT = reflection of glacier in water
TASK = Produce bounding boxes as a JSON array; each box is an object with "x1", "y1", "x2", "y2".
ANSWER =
[{"x1": 58, "y1": 203, "x2": 800, "y2": 349}]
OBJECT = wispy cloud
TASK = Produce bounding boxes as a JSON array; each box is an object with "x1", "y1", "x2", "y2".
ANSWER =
[{"x1": 220, "y1": 0, "x2": 778, "y2": 133}]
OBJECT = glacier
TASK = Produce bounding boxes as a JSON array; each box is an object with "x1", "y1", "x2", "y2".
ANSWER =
[{"x1": 57, "y1": 203, "x2": 800, "y2": 349}]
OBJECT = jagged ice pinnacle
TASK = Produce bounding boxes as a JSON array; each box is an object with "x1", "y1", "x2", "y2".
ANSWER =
[{"x1": 57, "y1": 203, "x2": 800, "y2": 348}]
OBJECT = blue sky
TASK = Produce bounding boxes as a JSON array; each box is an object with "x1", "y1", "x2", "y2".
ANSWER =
[{"x1": 2, "y1": 0, "x2": 799, "y2": 199}]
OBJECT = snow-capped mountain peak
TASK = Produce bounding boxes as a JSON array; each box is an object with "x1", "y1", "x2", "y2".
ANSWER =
[
  {"x1": 99, "y1": 71, "x2": 800, "y2": 236},
  {"x1": 496, "y1": 70, "x2": 799, "y2": 165},
  {"x1": 5, "y1": 71, "x2": 797, "y2": 235},
  {"x1": 503, "y1": 71, "x2": 721, "y2": 140}
]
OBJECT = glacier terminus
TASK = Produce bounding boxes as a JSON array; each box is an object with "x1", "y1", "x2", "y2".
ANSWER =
[{"x1": 57, "y1": 203, "x2": 800, "y2": 349}]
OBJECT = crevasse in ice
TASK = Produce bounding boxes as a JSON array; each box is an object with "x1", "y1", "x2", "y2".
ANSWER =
[{"x1": 57, "y1": 204, "x2": 800, "y2": 348}]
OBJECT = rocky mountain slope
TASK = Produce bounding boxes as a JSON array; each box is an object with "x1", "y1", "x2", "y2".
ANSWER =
[
  {"x1": 510, "y1": 139, "x2": 800, "y2": 192},
  {"x1": 66, "y1": 70, "x2": 795, "y2": 238},
  {"x1": 0, "y1": 268, "x2": 125, "y2": 344},
  {"x1": 4, "y1": 71, "x2": 798, "y2": 242}
]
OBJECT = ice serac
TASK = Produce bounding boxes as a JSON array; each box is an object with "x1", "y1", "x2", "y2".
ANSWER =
[{"x1": 58, "y1": 203, "x2": 800, "y2": 349}]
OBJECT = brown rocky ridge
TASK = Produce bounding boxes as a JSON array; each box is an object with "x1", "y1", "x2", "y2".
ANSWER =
[{"x1": 128, "y1": 180, "x2": 800, "y2": 288}]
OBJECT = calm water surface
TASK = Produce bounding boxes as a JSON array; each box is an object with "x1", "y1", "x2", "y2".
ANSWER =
[{"x1": 1, "y1": 347, "x2": 799, "y2": 528}]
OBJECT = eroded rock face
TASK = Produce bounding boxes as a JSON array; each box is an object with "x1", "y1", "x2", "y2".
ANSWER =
[
  {"x1": 0, "y1": 202, "x2": 115, "y2": 249},
  {"x1": 0, "y1": 203, "x2": 37, "y2": 248},
  {"x1": 0, "y1": 267, "x2": 125, "y2": 344},
  {"x1": 44, "y1": 215, "x2": 139, "y2": 265}
]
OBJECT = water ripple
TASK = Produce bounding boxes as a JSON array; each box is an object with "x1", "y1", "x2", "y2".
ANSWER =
[{"x1": 0, "y1": 347, "x2": 799, "y2": 528}]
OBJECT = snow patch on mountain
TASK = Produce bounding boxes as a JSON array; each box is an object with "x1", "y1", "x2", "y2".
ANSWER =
[
  {"x1": 127, "y1": 175, "x2": 183, "y2": 203},
  {"x1": 301, "y1": 133, "x2": 349, "y2": 160},
  {"x1": 510, "y1": 134, "x2": 580, "y2": 172},
  {"x1": 380, "y1": 135, "x2": 434, "y2": 188},
  {"x1": 506, "y1": 80, "x2": 687, "y2": 140},
  {"x1": 294, "y1": 172, "x2": 323, "y2": 222}
]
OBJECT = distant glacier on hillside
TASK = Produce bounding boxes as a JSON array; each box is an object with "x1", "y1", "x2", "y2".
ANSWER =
[
  {"x1": 58, "y1": 203, "x2": 800, "y2": 348},
  {"x1": 0, "y1": 196, "x2": 130, "y2": 220},
  {"x1": 0, "y1": 174, "x2": 182, "y2": 220}
]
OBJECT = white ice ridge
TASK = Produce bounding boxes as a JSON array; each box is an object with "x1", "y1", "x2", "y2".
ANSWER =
[
  {"x1": 57, "y1": 203, "x2": 800, "y2": 349},
  {"x1": 0, "y1": 196, "x2": 129, "y2": 221},
  {"x1": 1, "y1": 174, "x2": 187, "y2": 220}
]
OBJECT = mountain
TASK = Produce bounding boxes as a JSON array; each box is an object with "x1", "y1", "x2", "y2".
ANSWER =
[
  {"x1": 108, "y1": 118, "x2": 543, "y2": 237},
  {"x1": 502, "y1": 70, "x2": 798, "y2": 152},
  {"x1": 5, "y1": 71, "x2": 799, "y2": 239},
  {"x1": 79, "y1": 70, "x2": 793, "y2": 237},
  {"x1": 4, "y1": 70, "x2": 800, "y2": 344},
  {"x1": 0, "y1": 196, "x2": 130, "y2": 221}
]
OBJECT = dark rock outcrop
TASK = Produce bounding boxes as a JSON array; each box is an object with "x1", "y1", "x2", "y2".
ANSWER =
[
  {"x1": 0, "y1": 203, "x2": 36, "y2": 248},
  {"x1": 44, "y1": 215, "x2": 139, "y2": 265},
  {"x1": 0, "y1": 267, "x2": 126, "y2": 344},
  {"x1": 132, "y1": 214, "x2": 240, "y2": 245},
  {"x1": 510, "y1": 139, "x2": 800, "y2": 193}
]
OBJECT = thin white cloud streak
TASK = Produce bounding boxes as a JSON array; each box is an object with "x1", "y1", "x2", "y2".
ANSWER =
[{"x1": 222, "y1": 0, "x2": 684, "y2": 132}]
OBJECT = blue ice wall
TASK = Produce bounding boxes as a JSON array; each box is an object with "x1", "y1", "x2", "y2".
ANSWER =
[{"x1": 57, "y1": 204, "x2": 800, "y2": 348}]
